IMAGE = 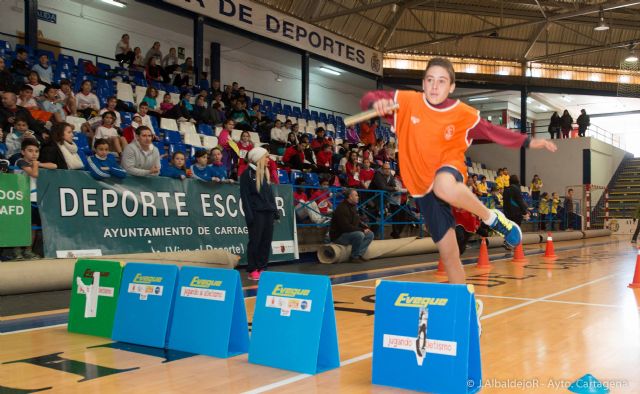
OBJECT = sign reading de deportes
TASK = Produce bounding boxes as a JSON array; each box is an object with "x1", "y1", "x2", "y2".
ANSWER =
[
  {"x1": 164, "y1": 0, "x2": 383, "y2": 75},
  {"x1": 37, "y1": 170, "x2": 296, "y2": 262}
]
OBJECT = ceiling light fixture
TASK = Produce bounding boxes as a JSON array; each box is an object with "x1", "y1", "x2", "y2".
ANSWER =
[
  {"x1": 625, "y1": 47, "x2": 638, "y2": 62},
  {"x1": 594, "y1": 8, "x2": 609, "y2": 31},
  {"x1": 275, "y1": 74, "x2": 283, "y2": 82},
  {"x1": 320, "y1": 67, "x2": 341, "y2": 76},
  {"x1": 469, "y1": 97, "x2": 489, "y2": 102},
  {"x1": 101, "y1": 0, "x2": 126, "y2": 8}
]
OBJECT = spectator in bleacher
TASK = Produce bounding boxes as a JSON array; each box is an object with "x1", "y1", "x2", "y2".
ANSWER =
[
  {"x1": 40, "y1": 122, "x2": 84, "y2": 170},
  {"x1": 560, "y1": 109, "x2": 573, "y2": 139},
  {"x1": 346, "y1": 125, "x2": 360, "y2": 145},
  {"x1": 293, "y1": 178, "x2": 328, "y2": 224},
  {"x1": 121, "y1": 125, "x2": 160, "y2": 176},
  {"x1": 221, "y1": 85, "x2": 233, "y2": 107},
  {"x1": 10, "y1": 48, "x2": 30, "y2": 83},
  {"x1": 161, "y1": 151, "x2": 188, "y2": 179},
  {"x1": 310, "y1": 179, "x2": 333, "y2": 216},
  {"x1": 39, "y1": 86, "x2": 66, "y2": 123},
  {"x1": 26, "y1": 71, "x2": 45, "y2": 98},
  {"x1": 238, "y1": 130, "x2": 254, "y2": 161},
  {"x1": 300, "y1": 135, "x2": 317, "y2": 169},
  {"x1": 14, "y1": 138, "x2": 57, "y2": 260},
  {"x1": 290, "y1": 123, "x2": 301, "y2": 137},
  {"x1": 58, "y1": 79, "x2": 77, "y2": 116},
  {"x1": 95, "y1": 111, "x2": 127, "y2": 156},
  {"x1": 85, "y1": 138, "x2": 127, "y2": 180},
  {"x1": 143, "y1": 41, "x2": 163, "y2": 67},
  {"x1": 162, "y1": 47, "x2": 180, "y2": 77},
  {"x1": 31, "y1": 54, "x2": 53, "y2": 85},
  {"x1": 160, "y1": 92, "x2": 174, "y2": 114},
  {"x1": 316, "y1": 143, "x2": 334, "y2": 174},
  {"x1": 76, "y1": 80, "x2": 100, "y2": 119},
  {"x1": 115, "y1": 34, "x2": 135, "y2": 67},
  {"x1": 346, "y1": 162, "x2": 362, "y2": 187},
  {"x1": 370, "y1": 162, "x2": 398, "y2": 195},
  {"x1": 236, "y1": 86, "x2": 248, "y2": 102},
  {"x1": 374, "y1": 142, "x2": 393, "y2": 164},
  {"x1": 145, "y1": 57, "x2": 164, "y2": 83},
  {"x1": 329, "y1": 189, "x2": 373, "y2": 263},
  {"x1": 503, "y1": 175, "x2": 529, "y2": 228},
  {"x1": 142, "y1": 86, "x2": 160, "y2": 113},
  {"x1": 310, "y1": 127, "x2": 328, "y2": 152},
  {"x1": 135, "y1": 102, "x2": 156, "y2": 136},
  {"x1": 17, "y1": 85, "x2": 38, "y2": 110},
  {"x1": 230, "y1": 82, "x2": 240, "y2": 97},
  {"x1": 0, "y1": 57, "x2": 14, "y2": 93},
  {"x1": 190, "y1": 149, "x2": 215, "y2": 181},
  {"x1": 212, "y1": 92, "x2": 225, "y2": 109},
  {"x1": 538, "y1": 192, "x2": 550, "y2": 230},
  {"x1": 372, "y1": 137, "x2": 385, "y2": 157},
  {"x1": 270, "y1": 119, "x2": 286, "y2": 151},
  {"x1": 487, "y1": 187, "x2": 501, "y2": 209},
  {"x1": 477, "y1": 175, "x2": 488, "y2": 198},
  {"x1": 132, "y1": 47, "x2": 144, "y2": 69},
  {"x1": 631, "y1": 203, "x2": 640, "y2": 243},
  {"x1": 174, "y1": 57, "x2": 194, "y2": 87},
  {"x1": 359, "y1": 120, "x2": 377, "y2": 148},
  {"x1": 282, "y1": 138, "x2": 307, "y2": 171},
  {"x1": 178, "y1": 92, "x2": 195, "y2": 122},
  {"x1": 123, "y1": 114, "x2": 141, "y2": 143},
  {"x1": 5, "y1": 116, "x2": 34, "y2": 158},
  {"x1": 285, "y1": 130, "x2": 298, "y2": 147},
  {"x1": 530, "y1": 174, "x2": 543, "y2": 204},
  {"x1": 228, "y1": 99, "x2": 252, "y2": 131},
  {"x1": 345, "y1": 150, "x2": 359, "y2": 175},
  {"x1": 1, "y1": 91, "x2": 46, "y2": 140},
  {"x1": 576, "y1": 109, "x2": 590, "y2": 137},
  {"x1": 98, "y1": 97, "x2": 122, "y2": 128},
  {"x1": 209, "y1": 147, "x2": 229, "y2": 182},
  {"x1": 470, "y1": 174, "x2": 481, "y2": 197},
  {"x1": 282, "y1": 118, "x2": 292, "y2": 133},
  {"x1": 218, "y1": 118, "x2": 239, "y2": 174},
  {"x1": 562, "y1": 188, "x2": 575, "y2": 230},
  {"x1": 548, "y1": 111, "x2": 561, "y2": 139},
  {"x1": 359, "y1": 158, "x2": 375, "y2": 188},
  {"x1": 240, "y1": 147, "x2": 278, "y2": 280},
  {"x1": 192, "y1": 95, "x2": 218, "y2": 125}
]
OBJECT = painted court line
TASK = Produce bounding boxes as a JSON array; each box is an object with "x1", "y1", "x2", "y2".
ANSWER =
[
  {"x1": 0, "y1": 323, "x2": 68, "y2": 335},
  {"x1": 242, "y1": 273, "x2": 619, "y2": 394},
  {"x1": 477, "y1": 293, "x2": 640, "y2": 309}
]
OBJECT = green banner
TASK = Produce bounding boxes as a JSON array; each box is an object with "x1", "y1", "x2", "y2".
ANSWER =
[
  {"x1": 0, "y1": 173, "x2": 31, "y2": 247},
  {"x1": 68, "y1": 259, "x2": 123, "y2": 338},
  {"x1": 38, "y1": 170, "x2": 297, "y2": 262}
]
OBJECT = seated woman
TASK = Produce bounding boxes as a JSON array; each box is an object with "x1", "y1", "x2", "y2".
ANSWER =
[
  {"x1": 39, "y1": 122, "x2": 85, "y2": 170},
  {"x1": 145, "y1": 57, "x2": 164, "y2": 83}
]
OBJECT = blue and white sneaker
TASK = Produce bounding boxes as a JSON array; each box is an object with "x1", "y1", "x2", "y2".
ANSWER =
[{"x1": 488, "y1": 209, "x2": 522, "y2": 247}]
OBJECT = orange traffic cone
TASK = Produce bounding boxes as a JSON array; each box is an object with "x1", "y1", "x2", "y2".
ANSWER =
[
  {"x1": 543, "y1": 232, "x2": 558, "y2": 260},
  {"x1": 512, "y1": 243, "x2": 528, "y2": 263},
  {"x1": 476, "y1": 238, "x2": 491, "y2": 269},
  {"x1": 436, "y1": 259, "x2": 447, "y2": 276},
  {"x1": 629, "y1": 247, "x2": 640, "y2": 289}
]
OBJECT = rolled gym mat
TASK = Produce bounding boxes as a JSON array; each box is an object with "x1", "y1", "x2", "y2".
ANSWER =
[
  {"x1": 317, "y1": 243, "x2": 351, "y2": 264},
  {"x1": 363, "y1": 237, "x2": 417, "y2": 260},
  {"x1": 0, "y1": 249, "x2": 240, "y2": 296},
  {"x1": 539, "y1": 231, "x2": 584, "y2": 242},
  {"x1": 582, "y1": 229, "x2": 612, "y2": 238}
]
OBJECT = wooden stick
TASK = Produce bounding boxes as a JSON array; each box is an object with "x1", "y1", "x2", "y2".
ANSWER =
[{"x1": 344, "y1": 104, "x2": 399, "y2": 126}]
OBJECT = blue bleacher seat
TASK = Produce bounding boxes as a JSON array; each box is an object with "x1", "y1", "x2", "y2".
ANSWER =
[
  {"x1": 327, "y1": 114, "x2": 335, "y2": 125},
  {"x1": 289, "y1": 170, "x2": 304, "y2": 184},
  {"x1": 153, "y1": 141, "x2": 166, "y2": 154},
  {"x1": 149, "y1": 116, "x2": 159, "y2": 132},
  {"x1": 302, "y1": 109, "x2": 311, "y2": 120},
  {"x1": 277, "y1": 169, "x2": 289, "y2": 184},
  {"x1": 262, "y1": 100, "x2": 273, "y2": 112},
  {"x1": 0, "y1": 40, "x2": 11, "y2": 56},
  {"x1": 169, "y1": 143, "x2": 187, "y2": 156},
  {"x1": 272, "y1": 102, "x2": 282, "y2": 114},
  {"x1": 319, "y1": 112, "x2": 328, "y2": 123},
  {"x1": 336, "y1": 116, "x2": 344, "y2": 125},
  {"x1": 310, "y1": 110, "x2": 319, "y2": 121},
  {"x1": 252, "y1": 98, "x2": 262, "y2": 107},
  {"x1": 199, "y1": 79, "x2": 210, "y2": 90},
  {"x1": 292, "y1": 106, "x2": 302, "y2": 117},
  {"x1": 304, "y1": 172, "x2": 320, "y2": 187},
  {"x1": 164, "y1": 130, "x2": 181, "y2": 144},
  {"x1": 198, "y1": 124, "x2": 214, "y2": 136},
  {"x1": 283, "y1": 104, "x2": 292, "y2": 114},
  {"x1": 120, "y1": 111, "x2": 133, "y2": 126}
]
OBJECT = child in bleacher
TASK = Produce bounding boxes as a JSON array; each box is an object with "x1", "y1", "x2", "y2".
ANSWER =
[
  {"x1": 85, "y1": 138, "x2": 127, "y2": 180},
  {"x1": 135, "y1": 102, "x2": 156, "y2": 137},
  {"x1": 160, "y1": 151, "x2": 187, "y2": 180},
  {"x1": 477, "y1": 175, "x2": 488, "y2": 198},
  {"x1": 17, "y1": 85, "x2": 38, "y2": 110},
  {"x1": 270, "y1": 119, "x2": 287, "y2": 151},
  {"x1": 160, "y1": 93, "x2": 174, "y2": 113},
  {"x1": 5, "y1": 116, "x2": 35, "y2": 159},
  {"x1": 347, "y1": 162, "x2": 362, "y2": 188},
  {"x1": 14, "y1": 139, "x2": 57, "y2": 260},
  {"x1": 32, "y1": 54, "x2": 53, "y2": 85},
  {"x1": 122, "y1": 114, "x2": 141, "y2": 143},
  {"x1": 58, "y1": 79, "x2": 77, "y2": 116},
  {"x1": 530, "y1": 174, "x2": 543, "y2": 205},
  {"x1": 538, "y1": 192, "x2": 550, "y2": 230},
  {"x1": 190, "y1": 149, "x2": 215, "y2": 182},
  {"x1": 310, "y1": 179, "x2": 333, "y2": 216},
  {"x1": 209, "y1": 147, "x2": 229, "y2": 182},
  {"x1": 95, "y1": 111, "x2": 127, "y2": 156},
  {"x1": 39, "y1": 86, "x2": 66, "y2": 123},
  {"x1": 316, "y1": 143, "x2": 333, "y2": 174},
  {"x1": 495, "y1": 168, "x2": 505, "y2": 190},
  {"x1": 238, "y1": 130, "x2": 254, "y2": 162},
  {"x1": 76, "y1": 80, "x2": 100, "y2": 119},
  {"x1": 142, "y1": 87, "x2": 161, "y2": 114},
  {"x1": 218, "y1": 118, "x2": 239, "y2": 174},
  {"x1": 26, "y1": 71, "x2": 45, "y2": 98},
  {"x1": 359, "y1": 158, "x2": 375, "y2": 189},
  {"x1": 99, "y1": 96, "x2": 122, "y2": 128}
]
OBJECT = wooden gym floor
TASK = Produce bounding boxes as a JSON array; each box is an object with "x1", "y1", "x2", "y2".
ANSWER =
[{"x1": 1, "y1": 235, "x2": 639, "y2": 393}]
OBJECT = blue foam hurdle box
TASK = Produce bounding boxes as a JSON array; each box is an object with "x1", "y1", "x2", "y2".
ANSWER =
[
  {"x1": 112, "y1": 263, "x2": 179, "y2": 348},
  {"x1": 249, "y1": 272, "x2": 339, "y2": 374},
  {"x1": 168, "y1": 266, "x2": 248, "y2": 358},
  {"x1": 372, "y1": 281, "x2": 481, "y2": 393}
]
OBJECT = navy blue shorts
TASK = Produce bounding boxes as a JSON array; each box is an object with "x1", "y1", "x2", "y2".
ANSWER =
[{"x1": 415, "y1": 167, "x2": 464, "y2": 243}]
